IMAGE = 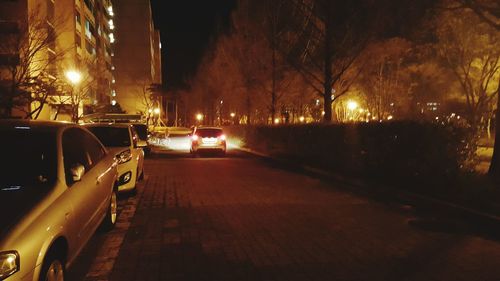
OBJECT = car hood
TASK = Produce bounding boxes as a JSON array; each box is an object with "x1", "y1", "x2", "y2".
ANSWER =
[{"x1": 0, "y1": 185, "x2": 52, "y2": 241}]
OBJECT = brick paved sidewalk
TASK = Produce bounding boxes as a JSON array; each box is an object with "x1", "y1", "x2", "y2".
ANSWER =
[{"x1": 81, "y1": 156, "x2": 500, "y2": 281}]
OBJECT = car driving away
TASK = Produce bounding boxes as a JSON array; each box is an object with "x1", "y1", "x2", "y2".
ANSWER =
[
  {"x1": 190, "y1": 126, "x2": 227, "y2": 156},
  {"x1": 0, "y1": 120, "x2": 118, "y2": 281},
  {"x1": 84, "y1": 123, "x2": 145, "y2": 193}
]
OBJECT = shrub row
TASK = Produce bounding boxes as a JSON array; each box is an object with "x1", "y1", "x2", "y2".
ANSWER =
[{"x1": 225, "y1": 122, "x2": 475, "y2": 185}]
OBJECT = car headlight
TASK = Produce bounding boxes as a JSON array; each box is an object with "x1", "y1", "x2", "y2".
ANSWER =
[
  {"x1": 0, "y1": 251, "x2": 19, "y2": 279},
  {"x1": 116, "y1": 149, "x2": 132, "y2": 164}
]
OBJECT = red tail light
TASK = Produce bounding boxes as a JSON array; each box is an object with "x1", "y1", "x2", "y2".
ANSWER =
[
  {"x1": 191, "y1": 134, "x2": 199, "y2": 141},
  {"x1": 219, "y1": 134, "x2": 226, "y2": 141}
]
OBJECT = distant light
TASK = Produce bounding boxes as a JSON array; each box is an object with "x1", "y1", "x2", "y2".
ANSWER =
[
  {"x1": 274, "y1": 118, "x2": 280, "y2": 124},
  {"x1": 112, "y1": 79, "x2": 116, "y2": 84},
  {"x1": 387, "y1": 115, "x2": 393, "y2": 120},
  {"x1": 316, "y1": 99, "x2": 320, "y2": 106},
  {"x1": 347, "y1": 100, "x2": 358, "y2": 111},
  {"x1": 159, "y1": 42, "x2": 162, "y2": 49},
  {"x1": 109, "y1": 33, "x2": 115, "y2": 43},
  {"x1": 196, "y1": 113, "x2": 203, "y2": 121},
  {"x1": 219, "y1": 134, "x2": 226, "y2": 141},
  {"x1": 111, "y1": 100, "x2": 117, "y2": 106},
  {"x1": 299, "y1": 116, "x2": 305, "y2": 122},
  {"x1": 321, "y1": 111, "x2": 325, "y2": 116},
  {"x1": 230, "y1": 112, "x2": 236, "y2": 118},
  {"x1": 435, "y1": 117, "x2": 439, "y2": 120},
  {"x1": 14, "y1": 126, "x2": 31, "y2": 130},
  {"x1": 154, "y1": 108, "x2": 161, "y2": 115},
  {"x1": 107, "y1": 6, "x2": 114, "y2": 16}
]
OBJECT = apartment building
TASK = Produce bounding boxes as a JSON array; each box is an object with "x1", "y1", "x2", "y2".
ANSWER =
[
  {"x1": 0, "y1": 0, "x2": 116, "y2": 120},
  {"x1": 113, "y1": 0, "x2": 162, "y2": 115}
]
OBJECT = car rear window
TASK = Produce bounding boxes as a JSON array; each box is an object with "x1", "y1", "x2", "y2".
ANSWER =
[
  {"x1": 87, "y1": 127, "x2": 131, "y2": 147},
  {"x1": 196, "y1": 129, "x2": 223, "y2": 137}
]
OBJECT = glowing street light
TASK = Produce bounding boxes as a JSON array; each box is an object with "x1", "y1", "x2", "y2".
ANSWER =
[
  {"x1": 347, "y1": 100, "x2": 359, "y2": 111},
  {"x1": 230, "y1": 112, "x2": 236, "y2": 118},
  {"x1": 299, "y1": 116, "x2": 305, "y2": 123},
  {"x1": 274, "y1": 118, "x2": 280, "y2": 124},
  {"x1": 153, "y1": 108, "x2": 160, "y2": 115},
  {"x1": 196, "y1": 113, "x2": 203, "y2": 121},
  {"x1": 65, "y1": 70, "x2": 82, "y2": 85}
]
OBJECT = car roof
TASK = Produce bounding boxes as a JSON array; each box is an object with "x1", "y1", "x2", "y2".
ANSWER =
[
  {"x1": 0, "y1": 119, "x2": 73, "y2": 132},
  {"x1": 195, "y1": 126, "x2": 223, "y2": 130},
  {"x1": 82, "y1": 123, "x2": 132, "y2": 129}
]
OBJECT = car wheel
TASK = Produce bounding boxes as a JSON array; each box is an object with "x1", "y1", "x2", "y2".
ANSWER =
[
  {"x1": 101, "y1": 190, "x2": 117, "y2": 230},
  {"x1": 40, "y1": 254, "x2": 65, "y2": 281}
]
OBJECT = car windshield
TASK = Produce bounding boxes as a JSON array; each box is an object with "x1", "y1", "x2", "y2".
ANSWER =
[
  {"x1": 88, "y1": 127, "x2": 131, "y2": 147},
  {"x1": 196, "y1": 129, "x2": 223, "y2": 137},
  {"x1": 132, "y1": 124, "x2": 148, "y2": 140},
  {"x1": 0, "y1": 128, "x2": 57, "y2": 186}
]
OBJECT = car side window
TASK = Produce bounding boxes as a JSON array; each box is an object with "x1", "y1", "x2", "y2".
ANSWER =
[
  {"x1": 83, "y1": 131, "x2": 106, "y2": 167},
  {"x1": 62, "y1": 128, "x2": 91, "y2": 184}
]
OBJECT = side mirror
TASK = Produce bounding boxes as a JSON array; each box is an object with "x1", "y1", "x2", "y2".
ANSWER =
[
  {"x1": 70, "y1": 164, "x2": 85, "y2": 183},
  {"x1": 137, "y1": 140, "x2": 148, "y2": 148}
]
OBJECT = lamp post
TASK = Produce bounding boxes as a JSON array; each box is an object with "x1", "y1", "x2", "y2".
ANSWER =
[{"x1": 65, "y1": 70, "x2": 82, "y2": 122}]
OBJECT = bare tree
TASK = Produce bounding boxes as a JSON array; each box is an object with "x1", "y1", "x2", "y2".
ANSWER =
[
  {"x1": 277, "y1": 0, "x2": 379, "y2": 122},
  {"x1": 0, "y1": 8, "x2": 66, "y2": 118},
  {"x1": 358, "y1": 38, "x2": 412, "y2": 121},
  {"x1": 451, "y1": 0, "x2": 500, "y2": 178},
  {"x1": 436, "y1": 9, "x2": 500, "y2": 130}
]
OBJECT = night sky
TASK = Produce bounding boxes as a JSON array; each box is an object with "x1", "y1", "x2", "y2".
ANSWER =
[{"x1": 150, "y1": 0, "x2": 237, "y2": 90}]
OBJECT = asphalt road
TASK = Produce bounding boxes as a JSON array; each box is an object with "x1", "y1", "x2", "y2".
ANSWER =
[{"x1": 68, "y1": 148, "x2": 500, "y2": 281}]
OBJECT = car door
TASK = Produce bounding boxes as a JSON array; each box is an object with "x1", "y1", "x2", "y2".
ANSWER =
[
  {"x1": 82, "y1": 130, "x2": 115, "y2": 227},
  {"x1": 62, "y1": 128, "x2": 103, "y2": 252}
]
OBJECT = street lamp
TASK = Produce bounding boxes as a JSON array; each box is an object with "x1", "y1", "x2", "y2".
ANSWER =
[
  {"x1": 230, "y1": 112, "x2": 236, "y2": 118},
  {"x1": 347, "y1": 100, "x2": 358, "y2": 111},
  {"x1": 153, "y1": 108, "x2": 160, "y2": 115},
  {"x1": 196, "y1": 113, "x2": 203, "y2": 122},
  {"x1": 65, "y1": 70, "x2": 82, "y2": 85}
]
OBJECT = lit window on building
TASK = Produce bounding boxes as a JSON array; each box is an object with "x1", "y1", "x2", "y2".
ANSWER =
[{"x1": 107, "y1": 6, "x2": 114, "y2": 17}]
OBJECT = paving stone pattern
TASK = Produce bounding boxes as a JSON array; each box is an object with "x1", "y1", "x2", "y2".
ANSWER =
[{"x1": 81, "y1": 154, "x2": 500, "y2": 281}]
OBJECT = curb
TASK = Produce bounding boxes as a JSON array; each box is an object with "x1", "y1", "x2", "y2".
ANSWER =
[{"x1": 237, "y1": 147, "x2": 500, "y2": 233}]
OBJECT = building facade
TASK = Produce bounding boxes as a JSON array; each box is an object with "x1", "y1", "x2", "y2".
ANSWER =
[
  {"x1": 0, "y1": 0, "x2": 116, "y2": 121},
  {"x1": 113, "y1": 0, "x2": 161, "y2": 115}
]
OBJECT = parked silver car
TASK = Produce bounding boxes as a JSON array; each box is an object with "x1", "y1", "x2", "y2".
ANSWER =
[
  {"x1": 0, "y1": 120, "x2": 118, "y2": 281},
  {"x1": 84, "y1": 123, "x2": 145, "y2": 193}
]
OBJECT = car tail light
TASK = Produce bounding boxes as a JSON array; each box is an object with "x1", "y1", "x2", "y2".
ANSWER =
[
  {"x1": 191, "y1": 134, "x2": 199, "y2": 141},
  {"x1": 219, "y1": 134, "x2": 226, "y2": 141}
]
